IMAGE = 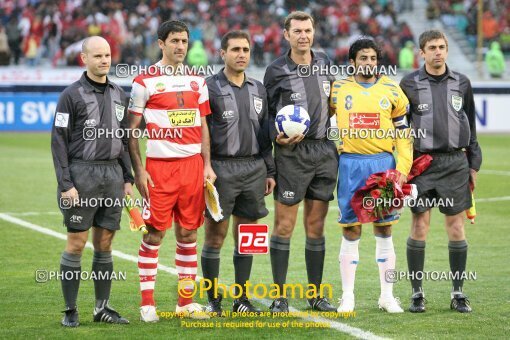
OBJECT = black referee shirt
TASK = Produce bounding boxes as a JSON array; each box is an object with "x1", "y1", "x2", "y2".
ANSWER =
[
  {"x1": 206, "y1": 69, "x2": 276, "y2": 178},
  {"x1": 400, "y1": 65, "x2": 482, "y2": 170},
  {"x1": 263, "y1": 49, "x2": 335, "y2": 140},
  {"x1": 51, "y1": 72, "x2": 134, "y2": 191}
]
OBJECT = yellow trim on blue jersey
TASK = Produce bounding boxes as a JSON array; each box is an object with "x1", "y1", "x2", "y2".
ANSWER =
[
  {"x1": 338, "y1": 222, "x2": 362, "y2": 228},
  {"x1": 338, "y1": 219, "x2": 399, "y2": 227},
  {"x1": 373, "y1": 219, "x2": 400, "y2": 227},
  {"x1": 330, "y1": 75, "x2": 413, "y2": 176}
]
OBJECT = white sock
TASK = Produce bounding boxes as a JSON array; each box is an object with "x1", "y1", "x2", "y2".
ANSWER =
[
  {"x1": 339, "y1": 237, "x2": 360, "y2": 298},
  {"x1": 375, "y1": 235, "x2": 396, "y2": 300}
]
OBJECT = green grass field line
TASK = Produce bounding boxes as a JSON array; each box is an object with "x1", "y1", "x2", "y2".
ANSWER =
[
  {"x1": 1, "y1": 133, "x2": 510, "y2": 339},
  {"x1": 0, "y1": 212, "x2": 387, "y2": 340}
]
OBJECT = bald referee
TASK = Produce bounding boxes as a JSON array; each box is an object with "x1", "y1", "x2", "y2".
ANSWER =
[
  {"x1": 263, "y1": 11, "x2": 337, "y2": 312},
  {"x1": 400, "y1": 30, "x2": 482, "y2": 313},
  {"x1": 51, "y1": 36, "x2": 133, "y2": 326}
]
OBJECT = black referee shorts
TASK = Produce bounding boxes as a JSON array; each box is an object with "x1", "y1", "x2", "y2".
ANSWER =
[
  {"x1": 274, "y1": 139, "x2": 338, "y2": 206},
  {"x1": 410, "y1": 150, "x2": 472, "y2": 215},
  {"x1": 58, "y1": 160, "x2": 124, "y2": 232},
  {"x1": 206, "y1": 156, "x2": 269, "y2": 221}
]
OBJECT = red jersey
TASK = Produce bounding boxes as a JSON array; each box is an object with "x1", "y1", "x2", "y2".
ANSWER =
[{"x1": 128, "y1": 62, "x2": 211, "y2": 159}]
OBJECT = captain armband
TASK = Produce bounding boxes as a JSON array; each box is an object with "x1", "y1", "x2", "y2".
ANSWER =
[{"x1": 392, "y1": 115, "x2": 409, "y2": 130}]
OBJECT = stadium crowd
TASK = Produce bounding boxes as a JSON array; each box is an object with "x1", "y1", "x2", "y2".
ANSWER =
[
  {"x1": 0, "y1": 0, "x2": 416, "y2": 67},
  {"x1": 428, "y1": 0, "x2": 510, "y2": 53}
]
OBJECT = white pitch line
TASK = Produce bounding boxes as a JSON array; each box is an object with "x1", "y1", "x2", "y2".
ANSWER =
[
  {"x1": 0, "y1": 213, "x2": 387, "y2": 340},
  {"x1": 266, "y1": 194, "x2": 510, "y2": 212},
  {"x1": 3, "y1": 192, "x2": 510, "y2": 218},
  {"x1": 479, "y1": 170, "x2": 510, "y2": 176},
  {"x1": 475, "y1": 196, "x2": 510, "y2": 203},
  {"x1": 2, "y1": 212, "x2": 60, "y2": 216}
]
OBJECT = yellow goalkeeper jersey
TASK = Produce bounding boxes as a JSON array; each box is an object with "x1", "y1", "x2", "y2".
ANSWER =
[{"x1": 330, "y1": 75, "x2": 412, "y2": 175}]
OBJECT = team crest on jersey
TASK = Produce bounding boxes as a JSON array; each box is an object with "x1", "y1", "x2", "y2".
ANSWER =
[
  {"x1": 452, "y1": 95, "x2": 463, "y2": 111},
  {"x1": 253, "y1": 96, "x2": 263, "y2": 115},
  {"x1": 379, "y1": 96, "x2": 390, "y2": 110},
  {"x1": 190, "y1": 81, "x2": 199, "y2": 92},
  {"x1": 115, "y1": 104, "x2": 125, "y2": 121},
  {"x1": 155, "y1": 82, "x2": 165, "y2": 92},
  {"x1": 322, "y1": 81, "x2": 331, "y2": 97}
]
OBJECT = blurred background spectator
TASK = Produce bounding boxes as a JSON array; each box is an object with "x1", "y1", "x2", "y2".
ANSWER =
[
  {"x1": 399, "y1": 40, "x2": 417, "y2": 71},
  {"x1": 0, "y1": 0, "x2": 422, "y2": 68},
  {"x1": 0, "y1": 24, "x2": 10, "y2": 65},
  {"x1": 485, "y1": 40, "x2": 506, "y2": 77},
  {"x1": 435, "y1": 0, "x2": 510, "y2": 54}
]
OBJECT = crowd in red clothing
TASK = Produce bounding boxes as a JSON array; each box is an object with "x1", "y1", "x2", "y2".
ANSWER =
[
  {"x1": 428, "y1": 0, "x2": 510, "y2": 53},
  {"x1": 0, "y1": 0, "x2": 417, "y2": 67}
]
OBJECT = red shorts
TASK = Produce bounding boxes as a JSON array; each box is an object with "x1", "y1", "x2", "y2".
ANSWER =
[{"x1": 142, "y1": 154, "x2": 205, "y2": 230}]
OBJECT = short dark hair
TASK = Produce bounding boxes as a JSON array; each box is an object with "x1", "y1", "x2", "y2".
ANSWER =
[
  {"x1": 158, "y1": 20, "x2": 189, "y2": 41},
  {"x1": 348, "y1": 37, "x2": 381, "y2": 61},
  {"x1": 221, "y1": 30, "x2": 251, "y2": 51},
  {"x1": 418, "y1": 30, "x2": 448, "y2": 50},
  {"x1": 284, "y1": 11, "x2": 314, "y2": 31}
]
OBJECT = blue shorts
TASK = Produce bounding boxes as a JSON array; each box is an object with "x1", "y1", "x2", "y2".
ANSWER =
[{"x1": 337, "y1": 152, "x2": 399, "y2": 227}]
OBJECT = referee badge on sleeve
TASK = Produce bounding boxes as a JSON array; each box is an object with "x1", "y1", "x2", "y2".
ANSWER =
[
  {"x1": 54, "y1": 112, "x2": 69, "y2": 127},
  {"x1": 452, "y1": 95, "x2": 463, "y2": 111},
  {"x1": 323, "y1": 81, "x2": 331, "y2": 97},
  {"x1": 253, "y1": 96, "x2": 263, "y2": 115},
  {"x1": 115, "y1": 104, "x2": 125, "y2": 121}
]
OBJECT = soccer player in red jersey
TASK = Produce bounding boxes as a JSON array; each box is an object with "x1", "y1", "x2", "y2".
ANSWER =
[{"x1": 128, "y1": 20, "x2": 216, "y2": 322}]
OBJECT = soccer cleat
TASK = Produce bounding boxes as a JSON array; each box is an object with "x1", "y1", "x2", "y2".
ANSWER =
[
  {"x1": 337, "y1": 295, "x2": 355, "y2": 313},
  {"x1": 409, "y1": 292, "x2": 426, "y2": 313},
  {"x1": 308, "y1": 297, "x2": 337, "y2": 311},
  {"x1": 61, "y1": 307, "x2": 79, "y2": 327},
  {"x1": 140, "y1": 305, "x2": 159, "y2": 322},
  {"x1": 205, "y1": 295, "x2": 223, "y2": 317},
  {"x1": 93, "y1": 306, "x2": 129, "y2": 324},
  {"x1": 176, "y1": 303, "x2": 210, "y2": 319},
  {"x1": 378, "y1": 296, "x2": 404, "y2": 313},
  {"x1": 269, "y1": 297, "x2": 289, "y2": 313},
  {"x1": 233, "y1": 297, "x2": 261, "y2": 314},
  {"x1": 450, "y1": 293, "x2": 472, "y2": 313}
]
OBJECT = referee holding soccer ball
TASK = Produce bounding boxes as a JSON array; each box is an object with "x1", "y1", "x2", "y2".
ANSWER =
[{"x1": 263, "y1": 11, "x2": 337, "y2": 313}]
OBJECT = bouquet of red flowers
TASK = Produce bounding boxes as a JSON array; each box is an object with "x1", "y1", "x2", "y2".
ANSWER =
[{"x1": 350, "y1": 155, "x2": 433, "y2": 223}]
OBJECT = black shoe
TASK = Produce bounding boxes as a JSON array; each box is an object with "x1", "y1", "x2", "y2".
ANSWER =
[
  {"x1": 269, "y1": 298, "x2": 289, "y2": 313},
  {"x1": 409, "y1": 292, "x2": 426, "y2": 313},
  {"x1": 233, "y1": 297, "x2": 261, "y2": 314},
  {"x1": 93, "y1": 306, "x2": 130, "y2": 324},
  {"x1": 61, "y1": 307, "x2": 79, "y2": 327},
  {"x1": 308, "y1": 297, "x2": 336, "y2": 312},
  {"x1": 450, "y1": 293, "x2": 472, "y2": 313},
  {"x1": 205, "y1": 295, "x2": 223, "y2": 317}
]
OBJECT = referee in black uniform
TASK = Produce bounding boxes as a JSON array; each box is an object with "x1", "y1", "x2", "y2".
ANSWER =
[
  {"x1": 51, "y1": 36, "x2": 133, "y2": 326},
  {"x1": 201, "y1": 30, "x2": 276, "y2": 315},
  {"x1": 400, "y1": 30, "x2": 482, "y2": 313},
  {"x1": 263, "y1": 11, "x2": 338, "y2": 312}
]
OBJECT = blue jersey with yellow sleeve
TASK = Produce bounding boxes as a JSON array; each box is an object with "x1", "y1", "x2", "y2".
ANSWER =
[{"x1": 330, "y1": 75, "x2": 412, "y2": 175}]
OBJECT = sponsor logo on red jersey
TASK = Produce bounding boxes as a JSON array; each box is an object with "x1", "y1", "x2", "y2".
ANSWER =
[{"x1": 190, "y1": 81, "x2": 199, "y2": 92}]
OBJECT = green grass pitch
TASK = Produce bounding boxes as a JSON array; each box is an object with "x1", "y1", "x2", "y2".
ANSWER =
[{"x1": 0, "y1": 133, "x2": 509, "y2": 339}]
